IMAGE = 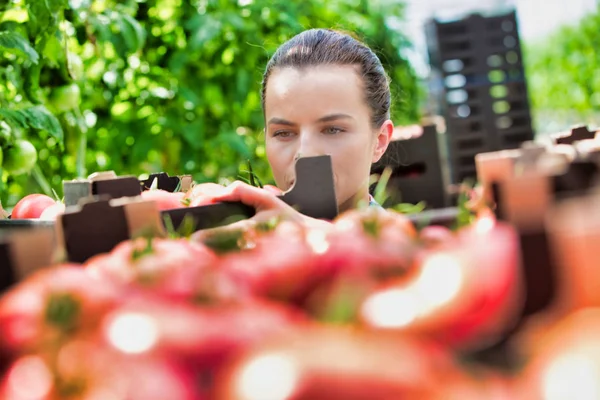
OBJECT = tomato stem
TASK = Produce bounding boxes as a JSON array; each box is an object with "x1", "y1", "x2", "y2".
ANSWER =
[
  {"x1": 31, "y1": 163, "x2": 54, "y2": 197},
  {"x1": 44, "y1": 293, "x2": 81, "y2": 332}
]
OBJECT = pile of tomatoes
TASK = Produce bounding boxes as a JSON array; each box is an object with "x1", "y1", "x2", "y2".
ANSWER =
[
  {"x1": 2, "y1": 184, "x2": 600, "y2": 399},
  {"x1": 5, "y1": 181, "x2": 228, "y2": 221}
]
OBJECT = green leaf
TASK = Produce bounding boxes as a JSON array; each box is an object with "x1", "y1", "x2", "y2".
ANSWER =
[
  {"x1": 188, "y1": 14, "x2": 222, "y2": 50},
  {"x1": 47, "y1": 0, "x2": 69, "y2": 12},
  {"x1": 453, "y1": 181, "x2": 477, "y2": 230},
  {"x1": 87, "y1": 13, "x2": 112, "y2": 43},
  {"x1": 181, "y1": 120, "x2": 205, "y2": 150},
  {"x1": 242, "y1": 159, "x2": 263, "y2": 188},
  {"x1": 221, "y1": 132, "x2": 250, "y2": 158},
  {"x1": 117, "y1": 13, "x2": 146, "y2": 53},
  {"x1": 26, "y1": 0, "x2": 66, "y2": 37},
  {"x1": 0, "y1": 31, "x2": 39, "y2": 63},
  {"x1": 373, "y1": 167, "x2": 393, "y2": 205},
  {"x1": 131, "y1": 235, "x2": 154, "y2": 261},
  {"x1": 393, "y1": 201, "x2": 426, "y2": 215},
  {"x1": 0, "y1": 106, "x2": 63, "y2": 142},
  {"x1": 41, "y1": 32, "x2": 64, "y2": 66}
]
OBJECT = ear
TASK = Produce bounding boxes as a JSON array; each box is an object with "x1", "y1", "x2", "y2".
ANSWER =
[{"x1": 372, "y1": 119, "x2": 394, "y2": 163}]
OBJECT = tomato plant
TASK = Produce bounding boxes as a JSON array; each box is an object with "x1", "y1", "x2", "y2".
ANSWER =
[
  {"x1": 0, "y1": 0, "x2": 421, "y2": 208},
  {"x1": 48, "y1": 83, "x2": 81, "y2": 113}
]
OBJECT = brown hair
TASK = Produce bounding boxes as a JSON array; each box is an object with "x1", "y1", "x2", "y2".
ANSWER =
[{"x1": 261, "y1": 28, "x2": 391, "y2": 129}]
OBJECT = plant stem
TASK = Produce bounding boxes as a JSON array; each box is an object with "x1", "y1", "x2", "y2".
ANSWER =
[
  {"x1": 373, "y1": 167, "x2": 393, "y2": 205},
  {"x1": 0, "y1": 169, "x2": 7, "y2": 206},
  {"x1": 73, "y1": 106, "x2": 87, "y2": 178},
  {"x1": 31, "y1": 164, "x2": 53, "y2": 196}
]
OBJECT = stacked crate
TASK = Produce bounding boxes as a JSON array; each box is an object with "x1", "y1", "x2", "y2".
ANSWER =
[
  {"x1": 371, "y1": 124, "x2": 449, "y2": 209},
  {"x1": 425, "y1": 9, "x2": 534, "y2": 185}
]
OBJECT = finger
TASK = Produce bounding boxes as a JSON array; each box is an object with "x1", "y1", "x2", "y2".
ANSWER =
[
  {"x1": 186, "y1": 182, "x2": 227, "y2": 197},
  {"x1": 263, "y1": 184, "x2": 283, "y2": 196},
  {"x1": 212, "y1": 181, "x2": 288, "y2": 212}
]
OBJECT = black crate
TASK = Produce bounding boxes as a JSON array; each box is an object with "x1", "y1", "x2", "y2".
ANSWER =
[
  {"x1": 426, "y1": 10, "x2": 534, "y2": 185},
  {"x1": 370, "y1": 124, "x2": 449, "y2": 209}
]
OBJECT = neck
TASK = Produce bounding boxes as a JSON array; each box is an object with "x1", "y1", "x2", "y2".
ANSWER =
[{"x1": 338, "y1": 187, "x2": 370, "y2": 213}]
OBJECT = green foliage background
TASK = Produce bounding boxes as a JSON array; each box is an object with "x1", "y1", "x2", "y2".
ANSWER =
[
  {"x1": 0, "y1": 0, "x2": 421, "y2": 207},
  {"x1": 523, "y1": 3, "x2": 600, "y2": 135}
]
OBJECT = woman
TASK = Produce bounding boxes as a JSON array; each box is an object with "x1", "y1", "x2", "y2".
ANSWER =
[{"x1": 212, "y1": 28, "x2": 394, "y2": 226}]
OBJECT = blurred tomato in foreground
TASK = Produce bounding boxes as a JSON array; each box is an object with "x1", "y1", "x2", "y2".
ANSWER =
[
  {"x1": 215, "y1": 220, "x2": 329, "y2": 305},
  {"x1": 0, "y1": 265, "x2": 121, "y2": 357},
  {"x1": 359, "y1": 215, "x2": 524, "y2": 351},
  {"x1": 0, "y1": 343, "x2": 202, "y2": 400},
  {"x1": 99, "y1": 294, "x2": 308, "y2": 374},
  {"x1": 517, "y1": 308, "x2": 600, "y2": 400},
  {"x1": 213, "y1": 326, "x2": 477, "y2": 400},
  {"x1": 85, "y1": 237, "x2": 220, "y2": 302},
  {"x1": 319, "y1": 207, "x2": 418, "y2": 278}
]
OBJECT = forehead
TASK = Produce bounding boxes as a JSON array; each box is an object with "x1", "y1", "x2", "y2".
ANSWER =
[{"x1": 264, "y1": 65, "x2": 369, "y2": 121}]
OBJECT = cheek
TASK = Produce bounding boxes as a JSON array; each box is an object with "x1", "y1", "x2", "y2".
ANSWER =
[
  {"x1": 266, "y1": 143, "x2": 293, "y2": 183},
  {"x1": 330, "y1": 136, "x2": 375, "y2": 187},
  {"x1": 332, "y1": 135, "x2": 374, "y2": 170}
]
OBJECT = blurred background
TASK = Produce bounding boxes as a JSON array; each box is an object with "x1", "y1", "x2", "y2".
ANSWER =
[
  {"x1": 404, "y1": 0, "x2": 600, "y2": 135},
  {"x1": 0, "y1": 0, "x2": 598, "y2": 207}
]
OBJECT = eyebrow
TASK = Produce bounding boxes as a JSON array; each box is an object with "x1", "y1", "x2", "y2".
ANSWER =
[
  {"x1": 267, "y1": 117, "x2": 296, "y2": 126},
  {"x1": 317, "y1": 113, "x2": 354, "y2": 123},
  {"x1": 267, "y1": 113, "x2": 354, "y2": 126}
]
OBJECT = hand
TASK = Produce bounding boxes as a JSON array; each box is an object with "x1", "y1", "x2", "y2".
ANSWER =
[
  {"x1": 262, "y1": 184, "x2": 284, "y2": 196},
  {"x1": 193, "y1": 181, "x2": 330, "y2": 241}
]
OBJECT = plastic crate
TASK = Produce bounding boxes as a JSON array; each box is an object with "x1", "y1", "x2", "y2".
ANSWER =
[
  {"x1": 371, "y1": 124, "x2": 449, "y2": 209},
  {"x1": 426, "y1": 9, "x2": 534, "y2": 185}
]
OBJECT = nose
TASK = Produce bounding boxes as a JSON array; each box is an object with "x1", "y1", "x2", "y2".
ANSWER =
[{"x1": 295, "y1": 131, "x2": 321, "y2": 161}]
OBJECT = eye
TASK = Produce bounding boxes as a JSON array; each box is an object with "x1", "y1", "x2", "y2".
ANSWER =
[
  {"x1": 323, "y1": 126, "x2": 344, "y2": 135},
  {"x1": 273, "y1": 130, "x2": 295, "y2": 139}
]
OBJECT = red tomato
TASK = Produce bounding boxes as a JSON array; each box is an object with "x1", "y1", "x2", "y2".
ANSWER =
[
  {"x1": 419, "y1": 225, "x2": 457, "y2": 248},
  {"x1": 216, "y1": 220, "x2": 328, "y2": 304},
  {"x1": 213, "y1": 325, "x2": 470, "y2": 400},
  {"x1": 85, "y1": 237, "x2": 219, "y2": 302},
  {"x1": 38, "y1": 202, "x2": 66, "y2": 221},
  {"x1": 10, "y1": 194, "x2": 57, "y2": 219},
  {"x1": 0, "y1": 265, "x2": 122, "y2": 357},
  {"x1": 319, "y1": 207, "x2": 418, "y2": 282},
  {"x1": 517, "y1": 308, "x2": 600, "y2": 400},
  {"x1": 358, "y1": 217, "x2": 523, "y2": 351},
  {"x1": 0, "y1": 343, "x2": 202, "y2": 400},
  {"x1": 99, "y1": 295, "x2": 307, "y2": 375},
  {"x1": 140, "y1": 189, "x2": 186, "y2": 210}
]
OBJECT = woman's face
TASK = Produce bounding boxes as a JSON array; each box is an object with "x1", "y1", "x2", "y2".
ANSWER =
[{"x1": 264, "y1": 65, "x2": 392, "y2": 211}]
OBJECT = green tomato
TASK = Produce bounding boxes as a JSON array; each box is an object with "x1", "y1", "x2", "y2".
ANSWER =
[
  {"x1": 3, "y1": 140, "x2": 37, "y2": 175},
  {"x1": 49, "y1": 83, "x2": 81, "y2": 113}
]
